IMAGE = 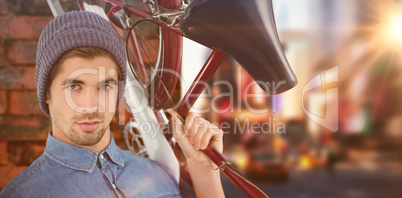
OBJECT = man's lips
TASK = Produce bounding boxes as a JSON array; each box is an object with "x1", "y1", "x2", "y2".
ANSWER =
[{"x1": 76, "y1": 121, "x2": 101, "y2": 132}]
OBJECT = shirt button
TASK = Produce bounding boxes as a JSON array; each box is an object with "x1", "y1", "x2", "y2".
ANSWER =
[
  {"x1": 112, "y1": 184, "x2": 116, "y2": 189},
  {"x1": 100, "y1": 154, "x2": 104, "y2": 160}
]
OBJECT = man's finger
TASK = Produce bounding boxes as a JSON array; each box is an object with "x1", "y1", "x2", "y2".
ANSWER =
[
  {"x1": 193, "y1": 120, "x2": 209, "y2": 150},
  {"x1": 185, "y1": 112, "x2": 198, "y2": 132},
  {"x1": 200, "y1": 128, "x2": 214, "y2": 150},
  {"x1": 172, "y1": 118, "x2": 185, "y2": 138}
]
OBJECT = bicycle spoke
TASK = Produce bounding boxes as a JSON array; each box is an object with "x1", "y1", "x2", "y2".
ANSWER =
[
  {"x1": 136, "y1": 31, "x2": 156, "y2": 68},
  {"x1": 134, "y1": 25, "x2": 159, "y2": 61},
  {"x1": 143, "y1": 21, "x2": 160, "y2": 38},
  {"x1": 125, "y1": 7, "x2": 178, "y2": 108},
  {"x1": 132, "y1": 26, "x2": 176, "y2": 106}
]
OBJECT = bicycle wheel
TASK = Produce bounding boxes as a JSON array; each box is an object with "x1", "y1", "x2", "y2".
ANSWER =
[
  {"x1": 117, "y1": 0, "x2": 184, "y2": 179},
  {"x1": 122, "y1": 0, "x2": 191, "y2": 185}
]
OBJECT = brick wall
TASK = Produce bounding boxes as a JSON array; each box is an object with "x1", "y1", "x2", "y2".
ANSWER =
[{"x1": 0, "y1": 0, "x2": 130, "y2": 190}]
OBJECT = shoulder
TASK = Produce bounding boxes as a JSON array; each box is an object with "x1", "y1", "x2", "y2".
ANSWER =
[
  {"x1": 0, "y1": 154, "x2": 50, "y2": 198},
  {"x1": 118, "y1": 149, "x2": 178, "y2": 183},
  {"x1": 120, "y1": 149, "x2": 173, "y2": 173},
  {"x1": 116, "y1": 150, "x2": 181, "y2": 197}
]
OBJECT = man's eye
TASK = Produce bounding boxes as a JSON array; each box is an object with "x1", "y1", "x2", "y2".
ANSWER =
[
  {"x1": 99, "y1": 85, "x2": 112, "y2": 90},
  {"x1": 67, "y1": 85, "x2": 80, "y2": 90}
]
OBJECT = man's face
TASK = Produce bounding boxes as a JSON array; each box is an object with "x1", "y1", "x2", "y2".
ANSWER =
[{"x1": 47, "y1": 56, "x2": 119, "y2": 147}]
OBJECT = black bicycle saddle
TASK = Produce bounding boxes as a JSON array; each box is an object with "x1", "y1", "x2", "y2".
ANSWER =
[{"x1": 179, "y1": 0, "x2": 297, "y2": 94}]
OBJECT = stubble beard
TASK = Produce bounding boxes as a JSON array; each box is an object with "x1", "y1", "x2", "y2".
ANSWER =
[
  {"x1": 66, "y1": 124, "x2": 108, "y2": 146},
  {"x1": 51, "y1": 108, "x2": 110, "y2": 146}
]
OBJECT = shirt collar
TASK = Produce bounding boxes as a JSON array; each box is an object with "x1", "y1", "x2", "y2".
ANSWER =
[
  {"x1": 104, "y1": 136, "x2": 124, "y2": 167},
  {"x1": 44, "y1": 131, "x2": 124, "y2": 173}
]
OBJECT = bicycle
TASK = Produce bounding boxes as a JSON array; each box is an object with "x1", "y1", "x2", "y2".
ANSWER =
[{"x1": 47, "y1": 0, "x2": 297, "y2": 197}]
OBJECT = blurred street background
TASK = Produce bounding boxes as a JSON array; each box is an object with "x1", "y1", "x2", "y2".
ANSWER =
[{"x1": 180, "y1": 0, "x2": 402, "y2": 197}]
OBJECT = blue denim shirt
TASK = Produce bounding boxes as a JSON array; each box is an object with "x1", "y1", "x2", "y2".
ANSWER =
[{"x1": 0, "y1": 132, "x2": 181, "y2": 198}]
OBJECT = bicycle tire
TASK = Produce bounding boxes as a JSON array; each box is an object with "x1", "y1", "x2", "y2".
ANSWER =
[
  {"x1": 115, "y1": 0, "x2": 183, "y2": 161},
  {"x1": 160, "y1": 0, "x2": 182, "y2": 9}
]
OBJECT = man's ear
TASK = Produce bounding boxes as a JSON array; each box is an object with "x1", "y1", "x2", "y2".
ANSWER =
[{"x1": 46, "y1": 93, "x2": 50, "y2": 104}]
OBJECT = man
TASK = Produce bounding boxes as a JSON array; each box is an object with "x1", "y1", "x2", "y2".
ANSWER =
[{"x1": 0, "y1": 11, "x2": 224, "y2": 198}]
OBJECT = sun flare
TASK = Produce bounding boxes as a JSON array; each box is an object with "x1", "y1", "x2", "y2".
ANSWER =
[
  {"x1": 386, "y1": 13, "x2": 402, "y2": 40},
  {"x1": 378, "y1": 4, "x2": 402, "y2": 50}
]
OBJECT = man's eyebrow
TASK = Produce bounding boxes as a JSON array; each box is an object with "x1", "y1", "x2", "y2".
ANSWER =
[
  {"x1": 99, "y1": 78, "x2": 117, "y2": 85},
  {"x1": 62, "y1": 79, "x2": 85, "y2": 85}
]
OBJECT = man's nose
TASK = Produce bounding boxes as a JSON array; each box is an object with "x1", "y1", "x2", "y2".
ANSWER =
[{"x1": 77, "y1": 89, "x2": 99, "y2": 113}]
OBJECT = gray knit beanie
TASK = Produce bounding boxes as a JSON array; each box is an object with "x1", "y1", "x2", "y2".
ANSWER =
[{"x1": 35, "y1": 11, "x2": 127, "y2": 117}]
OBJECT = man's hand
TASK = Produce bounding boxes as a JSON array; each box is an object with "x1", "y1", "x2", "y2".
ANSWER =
[
  {"x1": 167, "y1": 109, "x2": 223, "y2": 165},
  {"x1": 168, "y1": 109, "x2": 225, "y2": 198}
]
